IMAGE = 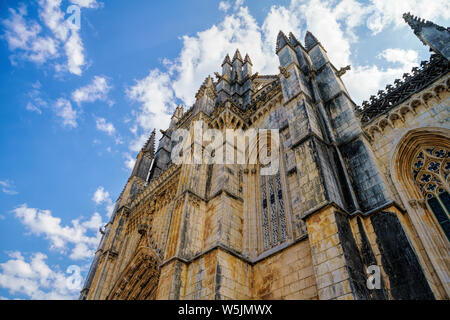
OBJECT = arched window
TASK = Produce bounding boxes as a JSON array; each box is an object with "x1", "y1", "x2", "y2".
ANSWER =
[
  {"x1": 260, "y1": 172, "x2": 288, "y2": 250},
  {"x1": 412, "y1": 146, "x2": 450, "y2": 241}
]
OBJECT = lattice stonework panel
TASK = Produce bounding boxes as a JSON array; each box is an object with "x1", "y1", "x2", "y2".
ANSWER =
[
  {"x1": 259, "y1": 172, "x2": 288, "y2": 251},
  {"x1": 260, "y1": 177, "x2": 271, "y2": 250},
  {"x1": 412, "y1": 146, "x2": 450, "y2": 241},
  {"x1": 412, "y1": 146, "x2": 450, "y2": 199}
]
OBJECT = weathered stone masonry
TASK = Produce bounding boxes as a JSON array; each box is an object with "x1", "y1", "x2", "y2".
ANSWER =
[{"x1": 80, "y1": 15, "x2": 450, "y2": 300}]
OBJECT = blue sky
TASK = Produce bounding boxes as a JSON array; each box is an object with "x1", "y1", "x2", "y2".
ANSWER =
[{"x1": 0, "y1": 0, "x2": 448, "y2": 299}]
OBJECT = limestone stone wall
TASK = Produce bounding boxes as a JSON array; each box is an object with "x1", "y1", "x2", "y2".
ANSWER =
[{"x1": 252, "y1": 240, "x2": 317, "y2": 300}]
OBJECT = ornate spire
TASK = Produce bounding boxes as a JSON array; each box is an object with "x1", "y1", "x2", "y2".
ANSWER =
[
  {"x1": 172, "y1": 105, "x2": 184, "y2": 119},
  {"x1": 305, "y1": 31, "x2": 320, "y2": 50},
  {"x1": 403, "y1": 12, "x2": 429, "y2": 34},
  {"x1": 142, "y1": 129, "x2": 156, "y2": 156},
  {"x1": 403, "y1": 12, "x2": 450, "y2": 60},
  {"x1": 276, "y1": 31, "x2": 290, "y2": 53},
  {"x1": 221, "y1": 53, "x2": 232, "y2": 66},
  {"x1": 244, "y1": 53, "x2": 253, "y2": 66},
  {"x1": 232, "y1": 49, "x2": 243, "y2": 62}
]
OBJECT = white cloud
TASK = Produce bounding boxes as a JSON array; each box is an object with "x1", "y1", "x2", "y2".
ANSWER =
[
  {"x1": 2, "y1": 6, "x2": 59, "y2": 64},
  {"x1": 95, "y1": 118, "x2": 116, "y2": 136},
  {"x1": 0, "y1": 251, "x2": 82, "y2": 299},
  {"x1": 92, "y1": 186, "x2": 110, "y2": 205},
  {"x1": 126, "y1": 69, "x2": 174, "y2": 151},
  {"x1": 2, "y1": 1, "x2": 101, "y2": 75},
  {"x1": 344, "y1": 48, "x2": 419, "y2": 104},
  {"x1": 12, "y1": 204, "x2": 103, "y2": 261},
  {"x1": 64, "y1": 31, "x2": 85, "y2": 75},
  {"x1": 54, "y1": 98, "x2": 78, "y2": 128},
  {"x1": 72, "y1": 76, "x2": 112, "y2": 105},
  {"x1": 69, "y1": 0, "x2": 101, "y2": 9},
  {"x1": 0, "y1": 180, "x2": 18, "y2": 195},
  {"x1": 219, "y1": 1, "x2": 231, "y2": 12},
  {"x1": 92, "y1": 187, "x2": 115, "y2": 217},
  {"x1": 365, "y1": 0, "x2": 450, "y2": 35},
  {"x1": 37, "y1": 0, "x2": 86, "y2": 75},
  {"x1": 124, "y1": 153, "x2": 136, "y2": 171},
  {"x1": 234, "y1": 0, "x2": 245, "y2": 10},
  {"x1": 378, "y1": 48, "x2": 418, "y2": 69}
]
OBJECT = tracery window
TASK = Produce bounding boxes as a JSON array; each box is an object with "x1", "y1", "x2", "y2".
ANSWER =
[
  {"x1": 412, "y1": 146, "x2": 450, "y2": 241},
  {"x1": 260, "y1": 172, "x2": 288, "y2": 250}
]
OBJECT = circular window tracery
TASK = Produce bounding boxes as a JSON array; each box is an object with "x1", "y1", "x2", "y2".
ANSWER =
[{"x1": 412, "y1": 147, "x2": 450, "y2": 199}]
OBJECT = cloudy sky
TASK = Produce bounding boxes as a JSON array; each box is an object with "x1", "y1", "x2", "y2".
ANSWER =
[{"x1": 0, "y1": 0, "x2": 448, "y2": 300}]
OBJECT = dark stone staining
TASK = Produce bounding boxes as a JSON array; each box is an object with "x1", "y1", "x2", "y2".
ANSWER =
[
  {"x1": 135, "y1": 156, "x2": 152, "y2": 180},
  {"x1": 370, "y1": 212, "x2": 435, "y2": 300},
  {"x1": 194, "y1": 261, "x2": 204, "y2": 300},
  {"x1": 332, "y1": 148, "x2": 355, "y2": 213},
  {"x1": 205, "y1": 164, "x2": 213, "y2": 199},
  {"x1": 171, "y1": 261, "x2": 183, "y2": 300},
  {"x1": 129, "y1": 182, "x2": 142, "y2": 202},
  {"x1": 214, "y1": 264, "x2": 222, "y2": 300},
  {"x1": 179, "y1": 203, "x2": 191, "y2": 258},
  {"x1": 335, "y1": 212, "x2": 372, "y2": 300},
  {"x1": 315, "y1": 140, "x2": 342, "y2": 208},
  {"x1": 356, "y1": 217, "x2": 388, "y2": 300},
  {"x1": 341, "y1": 139, "x2": 389, "y2": 212}
]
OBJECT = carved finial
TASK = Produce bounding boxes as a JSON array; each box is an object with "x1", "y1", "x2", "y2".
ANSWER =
[{"x1": 279, "y1": 66, "x2": 291, "y2": 79}]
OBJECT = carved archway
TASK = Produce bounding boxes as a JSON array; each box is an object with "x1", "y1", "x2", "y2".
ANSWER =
[
  {"x1": 392, "y1": 127, "x2": 450, "y2": 298},
  {"x1": 107, "y1": 246, "x2": 161, "y2": 300}
]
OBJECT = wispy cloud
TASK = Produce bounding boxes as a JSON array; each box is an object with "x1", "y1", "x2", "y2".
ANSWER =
[
  {"x1": 72, "y1": 76, "x2": 112, "y2": 106},
  {"x1": 2, "y1": 6, "x2": 59, "y2": 65},
  {"x1": 0, "y1": 180, "x2": 18, "y2": 195},
  {"x1": 92, "y1": 186, "x2": 115, "y2": 217},
  {"x1": 95, "y1": 117, "x2": 115, "y2": 136},
  {"x1": 219, "y1": 1, "x2": 231, "y2": 12},
  {"x1": 53, "y1": 98, "x2": 78, "y2": 128},
  {"x1": 2, "y1": 1, "x2": 102, "y2": 75}
]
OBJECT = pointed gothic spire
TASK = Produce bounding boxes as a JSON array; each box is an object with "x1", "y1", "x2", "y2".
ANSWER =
[
  {"x1": 222, "y1": 53, "x2": 232, "y2": 66},
  {"x1": 305, "y1": 31, "x2": 320, "y2": 50},
  {"x1": 403, "y1": 12, "x2": 450, "y2": 60},
  {"x1": 244, "y1": 53, "x2": 253, "y2": 66},
  {"x1": 276, "y1": 31, "x2": 290, "y2": 53},
  {"x1": 232, "y1": 49, "x2": 243, "y2": 62},
  {"x1": 142, "y1": 129, "x2": 156, "y2": 156},
  {"x1": 403, "y1": 12, "x2": 428, "y2": 34},
  {"x1": 195, "y1": 75, "x2": 217, "y2": 100},
  {"x1": 288, "y1": 32, "x2": 300, "y2": 47}
]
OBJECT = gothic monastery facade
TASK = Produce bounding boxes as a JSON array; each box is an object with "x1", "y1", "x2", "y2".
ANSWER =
[{"x1": 80, "y1": 14, "x2": 450, "y2": 300}]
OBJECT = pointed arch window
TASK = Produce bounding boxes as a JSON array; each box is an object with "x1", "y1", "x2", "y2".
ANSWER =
[{"x1": 412, "y1": 146, "x2": 450, "y2": 241}]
